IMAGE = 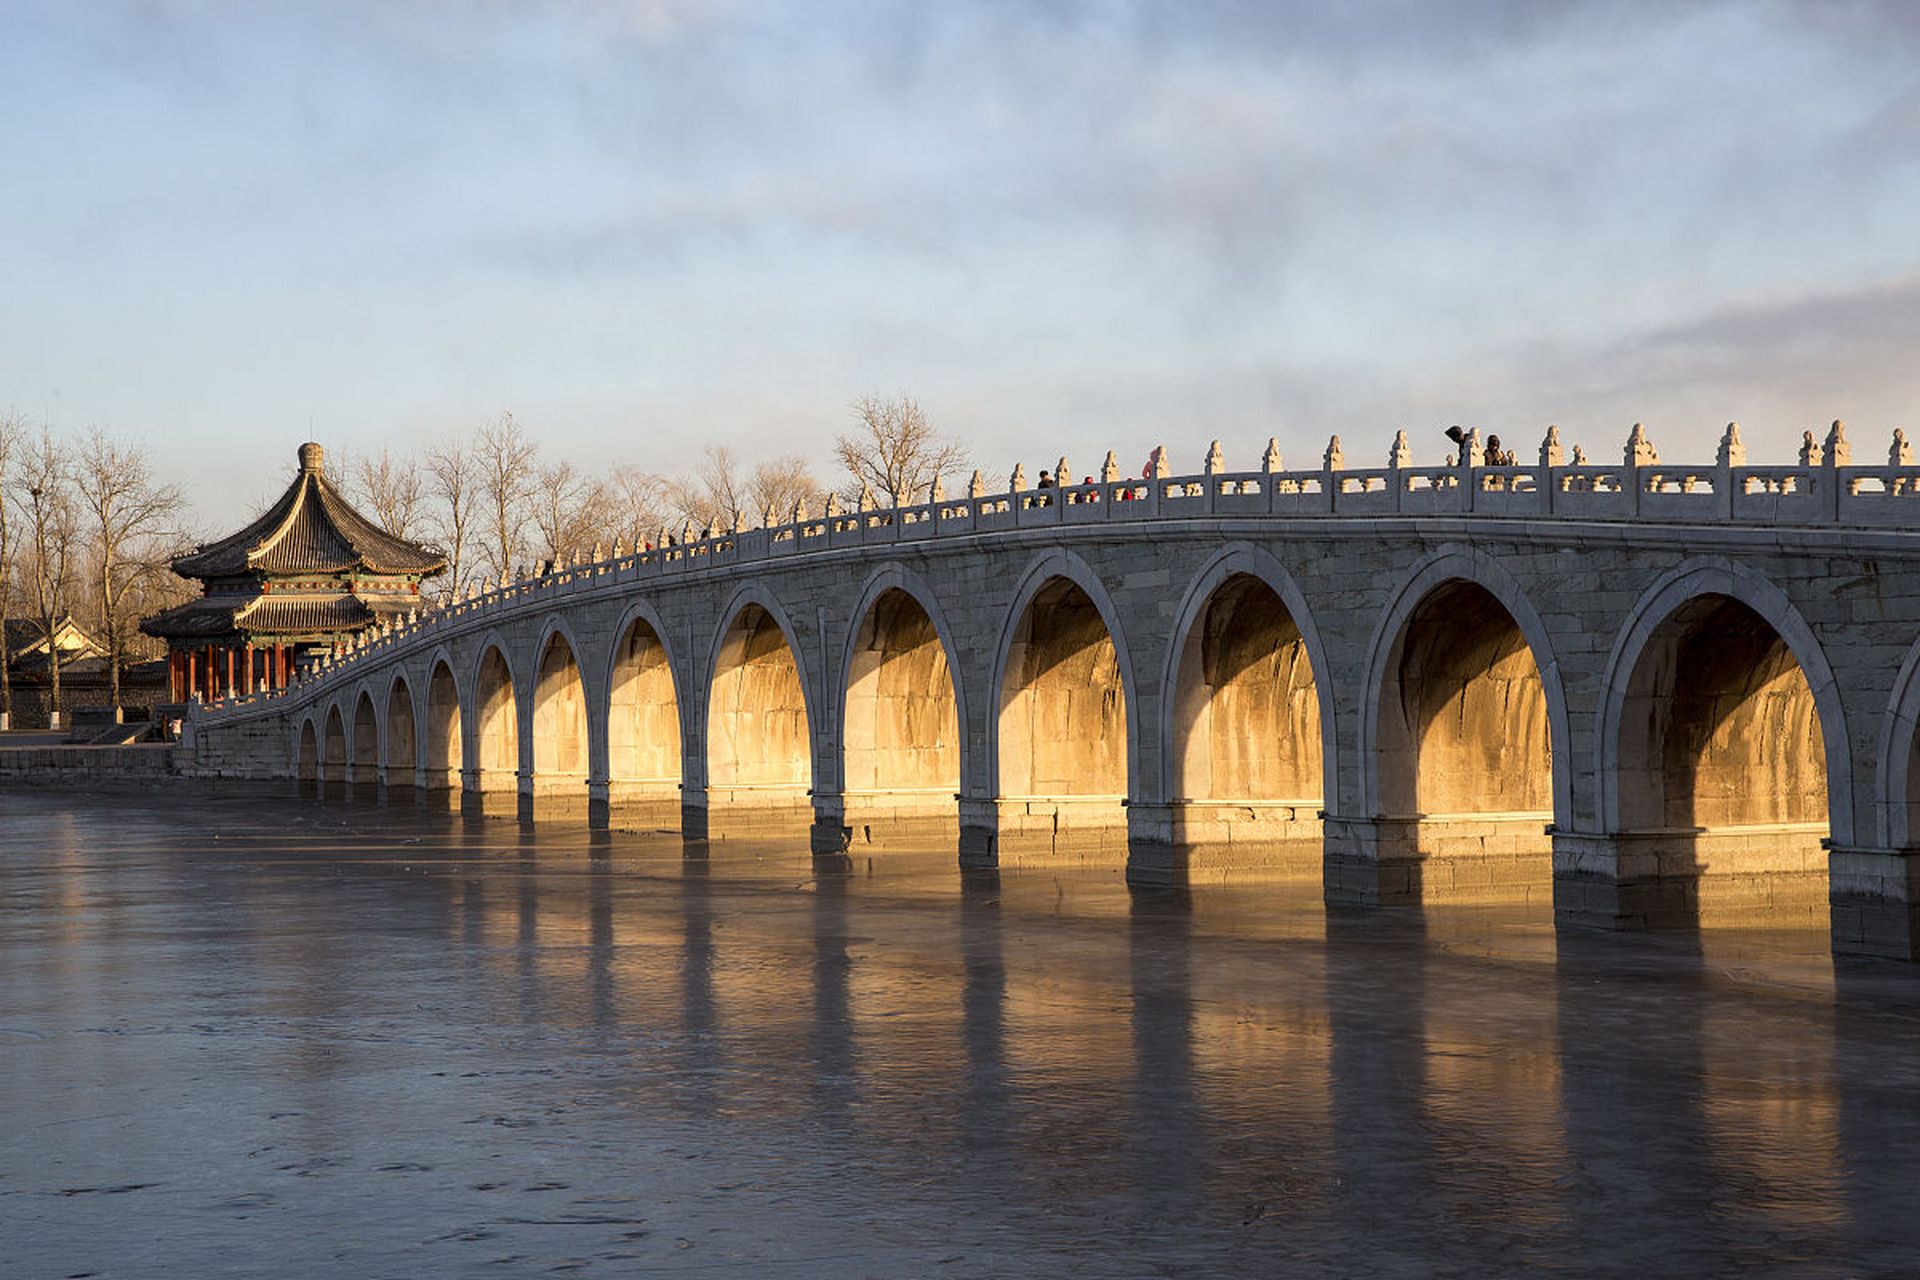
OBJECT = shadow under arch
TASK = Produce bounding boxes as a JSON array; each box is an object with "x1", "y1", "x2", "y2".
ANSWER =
[
  {"x1": 350, "y1": 689, "x2": 380, "y2": 788},
  {"x1": 988, "y1": 548, "x2": 1137, "y2": 861},
  {"x1": 836, "y1": 563, "x2": 967, "y2": 843},
  {"x1": 471, "y1": 637, "x2": 521, "y2": 808},
  {"x1": 704, "y1": 583, "x2": 816, "y2": 834},
  {"x1": 1596, "y1": 559, "x2": 1846, "y2": 930},
  {"x1": 530, "y1": 617, "x2": 593, "y2": 816},
  {"x1": 1355, "y1": 548, "x2": 1569, "y2": 906},
  {"x1": 423, "y1": 652, "x2": 464, "y2": 799},
  {"x1": 322, "y1": 702, "x2": 348, "y2": 796},
  {"x1": 1876, "y1": 635, "x2": 1920, "y2": 849},
  {"x1": 295, "y1": 717, "x2": 319, "y2": 793},
  {"x1": 1158, "y1": 544, "x2": 1333, "y2": 882},
  {"x1": 384, "y1": 671, "x2": 418, "y2": 792},
  {"x1": 603, "y1": 599, "x2": 684, "y2": 826}
]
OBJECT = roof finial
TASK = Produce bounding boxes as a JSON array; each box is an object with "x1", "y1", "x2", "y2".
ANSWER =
[{"x1": 298, "y1": 442, "x2": 325, "y2": 473}]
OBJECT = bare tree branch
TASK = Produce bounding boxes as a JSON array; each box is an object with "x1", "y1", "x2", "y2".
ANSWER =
[
  {"x1": 0, "y1": 414, "x2": 23, "y2": 725},
  {"x1": 424, "y1": 440, "x2": 477, "y2": 600},
  {"x1": 836, "y1": 396, "x2": 968, "y2": 507},
  {"x1": 475, "y1": 412, "x2": 538, "y2": 579},
  {"x1": 9, "y1": 429, "x2": 80, "y2": 723},
  {"x1": 352, "y1": 448, "x2": 424, "y2": 540},
  {"x1": 73, "y1": 429, "x2": 184, "y2": 709}
]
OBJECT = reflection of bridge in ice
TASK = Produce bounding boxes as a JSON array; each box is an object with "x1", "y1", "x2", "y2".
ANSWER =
[{"x1": 191, "y1": 424, "x2": 1920, "y2": 959}]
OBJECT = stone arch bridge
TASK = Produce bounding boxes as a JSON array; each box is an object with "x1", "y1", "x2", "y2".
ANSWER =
[{"x1": 188, "y1": 429, "x2": 1920, "y2": 959}]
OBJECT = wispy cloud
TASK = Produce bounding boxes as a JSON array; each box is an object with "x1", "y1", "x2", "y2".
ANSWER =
[{"x1": 0, "y1": 1, "x2": 1915, "y2": 522}]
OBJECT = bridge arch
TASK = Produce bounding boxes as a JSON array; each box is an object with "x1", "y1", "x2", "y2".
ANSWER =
[
  {"x1": 1598, "y1": 560, "x2": 1848, "y2": 922},
  {"x1": 1359, "y1": 548, "x2": 1568, "y2": 900},
  {"x1": 1878, "y1": 636, "x2": 1920, "y2": 849},
  {"x1": 423, "y1": 651, "x2": 463, "y2": 793},
  {"x1": 295, "y1": 716, "x2": 319, "y2": 785},
  {"x1": 322, "y1": 703, "x2": 348, "y2": 788},
  {"x1": 603, "y1": 600, "x2": 684, "y2": 807},
  {"x1": 351, "y1": 689, "x2": 380, "y2": 787},
  {"x1": 384, "y1": 671, "x2": 418, "y2": 786},
  {"x1": 1160, "y1": 545, "x2": 1333, "y2": 856},
  {"x1": 705, "y1": 584, "x2": 817, "y2": 815},
  {"x1": 837, "y1": 564, "x2": 967, "y2": 833},
  {"x1": 530, "y1": 617, "x2": 593, "y2": 805},
  {"x1": 990, "y1": 549, "x2": 1137, "y2": 850},
  {"x1": 471, "y1": 637, "x2": 520, "y2": 796}
]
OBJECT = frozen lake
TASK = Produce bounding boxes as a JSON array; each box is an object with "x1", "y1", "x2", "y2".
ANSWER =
[{"x1": 4, "y1": 790, "x2": 1920, "y2": 1277}]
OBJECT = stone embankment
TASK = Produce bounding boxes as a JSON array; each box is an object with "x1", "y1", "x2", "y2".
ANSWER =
[{"x1": 0, "y1": 741, "x2": 181, "y2": 786}]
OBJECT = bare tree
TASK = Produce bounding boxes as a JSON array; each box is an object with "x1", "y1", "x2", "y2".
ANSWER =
[
  {"x1": 353, "y1": 447, "x2": 424, "y2": 539},
  {"x1": 661, "y1": 446, "x2": 820, "y2": 532},
  {"x1": 475, "y1": 412, "x2": 537, "y2": 579},
  {"x1": 609, "y1": 464, "x2": 666, "y2": 548},
  {"x1": 0, "y1": 414, "x2": 22, "y2": 728},
  {"x1": 529, "y1": 460, "x2": 610, "y2": 565},
  {"x1": 424, "y1": 439, "x2": 477, "y2": 600},
  {"x1": 748, "y1": 454, "x2": 818, "y2": 524},
  {"x1": 73, "y1": 430, "x2": 184, "y2": 710},
  {"x1": 836, "y1": 395, "x2": 968, "y2": 507},
  {"x1": 11, "y1": 430, "x2": 78, "y2": 726},
  {"x1": 661, "y1": 445, "x2": 745, "y2": 532}
]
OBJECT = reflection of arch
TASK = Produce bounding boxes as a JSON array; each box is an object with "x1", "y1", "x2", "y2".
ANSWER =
[
  {"x1": 989, "y1": 550, "x2": 1135, "y2": 810},
  {"x1": 385, "y1": 673, "x2": 417, "y2": 784},
  {"x1": 1159, "y1": 545, "x2": 1332, "y2": 810},
  {"x1": 706, "y1": 586, "x2": 814, "y2": 795},
  {"x1": 296, "y1": 718, "x2": 319, "y2": 782},
  {"x1": 323, "y1": 704, "x2": 347, "y2": 785},
  {"x1": 1598, "y1": 559, "x2": 1849, "y2": 842},
  {"x1": 1359, "y1": 548, "x2": 1570, "y2": 827},
  {"x1": 838, "y1": 565, "x2": 965, "y2": 808},
  {"x1": 473, "y1": 640, "x2": 519, "y2": 791},
  {"x1": 531, "y1": 622, "x2": 590, "y2": 787},
  {"x1": 351, "y1": 690, "x2": 380, "y2": 785},
  {"x1": 606, "y1": 602, "x2": 683, "y2": 792},
  {"x1": 424, "y1": 654, "x2": 463, "y2": 790},
  {"x1": 1878, "y1": 635, "x2": 1920, "y2": 847}
]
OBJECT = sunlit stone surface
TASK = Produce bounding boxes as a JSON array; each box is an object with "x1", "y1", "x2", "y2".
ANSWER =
[{"x1": 5, "y1": 791, "x2": 1920, "y2": 1275}]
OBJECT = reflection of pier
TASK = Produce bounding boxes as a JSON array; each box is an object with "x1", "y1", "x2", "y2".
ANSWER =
[
  {"x1": 323, "y1": 809, "x2": 1886, "y2": 1268},
  {"x1": 192, "y1": 425, "x2": 1920, "y2": 958}
]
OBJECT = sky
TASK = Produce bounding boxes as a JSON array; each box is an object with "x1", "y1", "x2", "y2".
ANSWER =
[{"x1": 2, "y1": 0, "x2": 1917, "y2": 530}]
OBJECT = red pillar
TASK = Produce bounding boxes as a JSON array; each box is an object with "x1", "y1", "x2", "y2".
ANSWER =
[{"x1": 242, "y1": 644, "x2": 254, "y2": 696}]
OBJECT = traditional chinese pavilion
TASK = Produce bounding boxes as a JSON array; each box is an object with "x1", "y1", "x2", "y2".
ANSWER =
[{"x1": 142, "y1": 442, "x2": 446, "y2": 702}]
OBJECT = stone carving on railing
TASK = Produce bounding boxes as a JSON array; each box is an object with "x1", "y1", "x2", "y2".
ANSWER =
[
  {"x1": 1826, "y1": 419, "x2": 1850, "y2": 466},
  {"x1": 1717, "y1": 422, "x2": 1745, "y2": 467},
  {"x1": 1626, "y1": 423, "x2": 1657, "y2": 467},
  {"x1": 1540, "y1": 425, "x2": 1564, "y2": 469},
  {"x1": 194, "y1": 420, "x2": 1920, "y2": 715},
  {"x1": 1388, "y1": 430, "x2": 1413, "y2": 469}
]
